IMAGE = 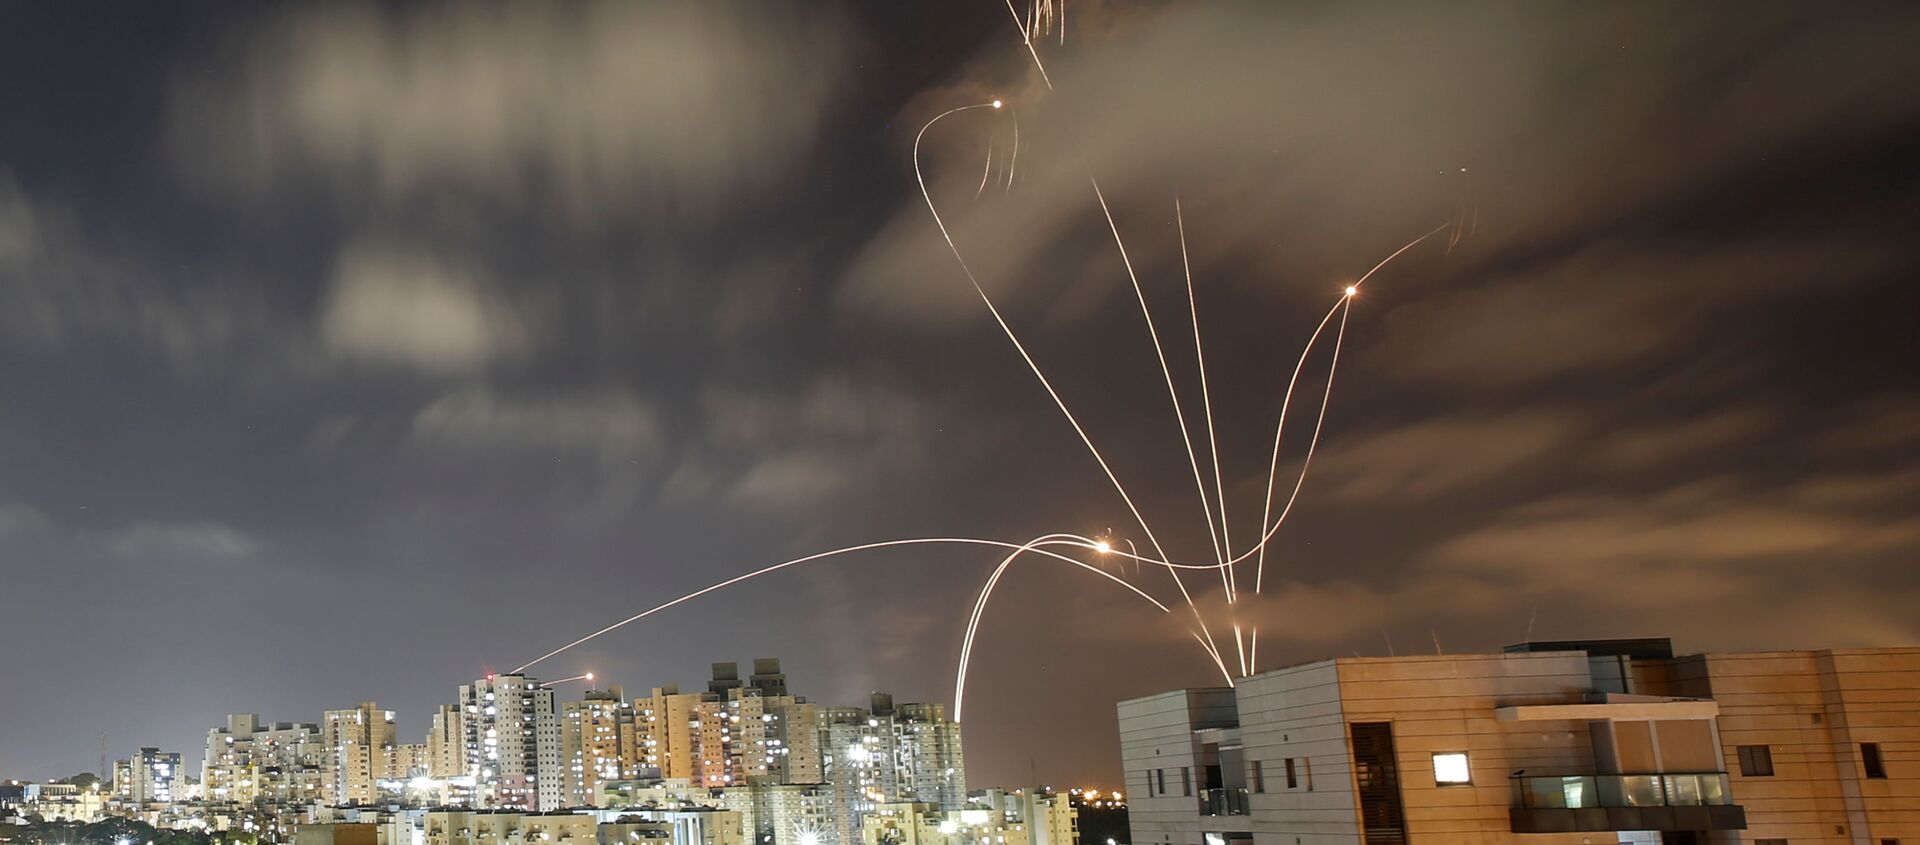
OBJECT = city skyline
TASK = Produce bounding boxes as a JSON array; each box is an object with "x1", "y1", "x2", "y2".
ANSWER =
[{"x1": 5, "y1": 0, "x2": 1919, "y2": 795}]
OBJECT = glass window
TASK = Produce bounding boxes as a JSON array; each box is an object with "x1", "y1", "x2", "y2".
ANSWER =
[
  {"x1": 1284, "y1": 758, "x2": 1298, "y2": 790},
  {"x1": 1250, "y1": 761, "x2": 1264, "y2": 793},
  {"x1": 1431, "y1": 752, "x2": 1470, "y2": 785},
  {"x1": 1738, "y1": 745, "x2": 1775, "y2": 777},
  {"x1": 1862, "y1": 743, "x2": 1887, "y2": 779},
  {"x1": 1180, "y1": 766, "x2": 1192, "y2": 797}
]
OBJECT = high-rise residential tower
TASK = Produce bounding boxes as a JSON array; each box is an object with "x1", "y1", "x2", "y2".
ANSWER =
[{"x1": 455, "y1": 673, "x2": 562, "y2": 810}]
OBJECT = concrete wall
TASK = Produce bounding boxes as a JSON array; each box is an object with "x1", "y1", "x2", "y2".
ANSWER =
[
  {"x1": 1330, "y1": 652, "x2": 1597, "y2": 845},
  {"x1": 1118, "y1": 688, "x2": 1237, "y2": 845},
  {"x1": 1235, "y1": 659, "x2": 1357, "y2": 845},
  {"x1": 1686, "y1": 648, "x2": 1920, "y2": 845}
]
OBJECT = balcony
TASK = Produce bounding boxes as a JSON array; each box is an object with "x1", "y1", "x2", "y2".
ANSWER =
[
  {"x1": 1509, "y1": 773, "x2": 1745, "y2": 834},
  {"x1": 1197, "y1": 788, "x2": 1248, "y2": 816}
]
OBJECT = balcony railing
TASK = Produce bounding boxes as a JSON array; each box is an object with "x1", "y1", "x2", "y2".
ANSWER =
[
  {"x1": 1197, "y1": 787, "x2": 1248, "y2": 816},
  {"x1": 1514, "y1": 773, "x2": 1732, "y2": 810}
]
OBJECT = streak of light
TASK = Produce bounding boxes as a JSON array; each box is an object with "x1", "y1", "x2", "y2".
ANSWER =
[
  {"x1": 1091, "y1": 178, "x2": 1233, "y2": 675},
  {"x1": 1177, "y1": 198, "x2": 1235, "y2": 591},
  {"x1": 915, "y1": 103, "x2": 1226, "y2": 677},
  {"x1": 1246, "y1": 297, "x2": 1351, "y2": 672},
  {"x1": 1252, "y1": 224, "x2": 1445, "y2": 592},
  {"x1": 999, "y1": 0, "x2": 1055, "y2": 90},
  {"x1": 1004, "y1": 108, "x2": 1020, "y2": 192},
  {"x1": 1093, "y1": 181, "x2": 1231, "y2": 603},
  {"x1": 538, "y1": 674, "x2": 593, "y2": 688},
  {"x1": 955, "y1": 534, "x2": 1111, "y2": 720},
  {"x1": 512, "y1": 536, "x2": 1168, "y2": 674},
  {"x1": 975, "y1": 133, "x2": 995, "y2": 200},
  {"x1": 1249, "y1": 626, "x2": 1257, "y2": 675}
]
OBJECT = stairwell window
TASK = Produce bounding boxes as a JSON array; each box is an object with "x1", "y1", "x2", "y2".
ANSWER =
[
  {"x1": 1251, "y1": 761, "x2": 1265, "y2": 793},
  {"x1": 1737, "y1": 745, "x2": 1775, "y2": 777},
  {"x1": 1284, "y1": 758, "x2": 1298, "y2": 790},
  {"x1": 1862, "y1": 742, "x2": 1886, "y2": 779}
]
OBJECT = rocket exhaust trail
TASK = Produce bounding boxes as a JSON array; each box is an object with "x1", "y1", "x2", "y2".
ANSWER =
[
  {"x1": 915, "y1": 104, "x2": 1231, "y2": 682},
  {"x1": 513, "y1": 536, "x2": 1166, "y2": 674}
]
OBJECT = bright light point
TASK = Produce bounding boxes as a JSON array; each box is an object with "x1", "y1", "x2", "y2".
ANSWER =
[
  {"x1": 1093, "y1": 540, "x2": 1112, "y2": 554},
  {"x1": 798, "y1": 834, "x2": 820, "y2": 845},
  {"x1": 1344, "y1": 285, "x2": 1358, "y2": 297},
  {"x1": 991, "y1": 99, "x2": 1003, "y2": 109},
  {"x1": 585, "y1": 673, "x2": 594, "y2": 681}
]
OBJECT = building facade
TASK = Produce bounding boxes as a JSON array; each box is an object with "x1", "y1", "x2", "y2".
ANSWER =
[
  {"x1": 323, "y1": 701, "x2": 399, "y2": 805},
  {"x1": 1116, "y1": 638, "x2": 1917, "y2": 845},
  {"x1": 457, "y1": 674, "x2": 564, "y2": 811}
]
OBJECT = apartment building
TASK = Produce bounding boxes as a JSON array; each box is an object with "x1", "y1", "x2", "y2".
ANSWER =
[{"x1": 1117, "y1": 638, "x2": 1917, "y2": 845}]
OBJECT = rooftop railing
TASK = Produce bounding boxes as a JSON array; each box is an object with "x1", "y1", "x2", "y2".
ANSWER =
[{"x1": 1197, "y1": 787, "x2": 1248, "y2": 816}]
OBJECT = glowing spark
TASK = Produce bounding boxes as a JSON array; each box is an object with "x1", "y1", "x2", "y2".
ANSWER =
[
  {"x1": 992, "y1": 99, "x2": 1004, "y2": 109},
  {"x1": 1093, "y1": 539, "x2": 1112, "y2": 554},
  {"x1": 538, "y1": 674, "x2": 594, "y2": 688},
  {"x1": 1344, "y1": 285, "x2": 1358, "y2": 297}
]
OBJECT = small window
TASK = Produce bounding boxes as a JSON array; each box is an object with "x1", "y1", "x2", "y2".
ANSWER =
[
  {"x1": 1284, "y1": 758, "x2": 1298, "y2": 790},
  {"x1": 1250, "y1": 761, "x2": 1264, "y2": 793},
  {"x1": 1180, "y1": 766, "x2": 1192, "y2": 796},
  {"x1": 1299, "y1": 757, "x2": 1312, "y2": 791},
  {"x1": 1153, "y1": 768, "x2": 1165, "y2": 796},
  {"x1": 1738, "y1": 745, "x2": 1775, "y2": 777},
  {"x1": 1755, "y1": 840, "x2": 1787, "y2": 845},
  {"x1": 1432, "y1": 752, "x2": 1471, "y2": 785},
  {"x1": 1862, "y1": 743, "x2": 1886, "y2": 779}
]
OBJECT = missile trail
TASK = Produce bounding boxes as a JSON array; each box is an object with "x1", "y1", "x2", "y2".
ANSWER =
[
  {"x1": 998, "y1": 0, "x2": 1055, "y2": 90},
  {"x1": 1247, "y1": 297, "x2": 1350, "y2": 673},
  {"x1": 954, "y1": 533, "x2": 1095, "y2": 721},
  {"x1": 512, "y1": 536, "x2": 1167, "y2": 674},
  {"x1": 914, "y1": 103, "x2": 1230, "y2": 680},
  {"x1": 1252, "y1": 224, "x2": 1447, "y2": 594},
  {"x1": 1093, "y1": 181, "x2": 1230, "y2": 600},
  {"x1": 1178, "y1": 199, "x2": 1233, "y2": 573}
]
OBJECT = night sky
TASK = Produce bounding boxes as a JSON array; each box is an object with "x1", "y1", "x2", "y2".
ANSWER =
[{"x1": 3, "y1": 1, "x2": 1918, "y2": 789}]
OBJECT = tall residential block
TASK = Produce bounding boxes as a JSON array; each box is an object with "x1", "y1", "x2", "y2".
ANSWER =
[{"x1": 456, "y1": 673, "x2": 562, "y2": 810}]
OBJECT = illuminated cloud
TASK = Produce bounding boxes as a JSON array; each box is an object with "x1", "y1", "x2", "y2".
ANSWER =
[
  {"x1": 168, "y1": 1, "x2": 848, "y2": 224},
  {"x1": 319, "y1": 240, "x2": 531, "y2": 373}
]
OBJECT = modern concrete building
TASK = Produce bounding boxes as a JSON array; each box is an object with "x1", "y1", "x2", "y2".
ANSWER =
[{"x1": 1117, "y1": 638, "x2": 1918, "y2": 845}]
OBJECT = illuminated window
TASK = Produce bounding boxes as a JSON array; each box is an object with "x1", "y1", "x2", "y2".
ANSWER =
[{"x1": 1432, "y1": 752, "x2": 1471, "y2": 785}]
